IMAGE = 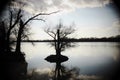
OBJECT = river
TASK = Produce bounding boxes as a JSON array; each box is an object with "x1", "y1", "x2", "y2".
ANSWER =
[{"x1": 21, "y1": 42, "x2": 120, "y2": 75}]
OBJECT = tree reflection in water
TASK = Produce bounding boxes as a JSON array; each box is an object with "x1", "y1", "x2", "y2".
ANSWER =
[
  {"x1": 45, "y1": 28, "x2": 76, "y2": 80},
  {"x1": 53, "y1": 64, "x2": 80, "y2": 80},
  {"x1": 28, "y1": 65, "x2": 80, "y2": 80},
  {"x1": 45, "y1": 29, "x2": 69, "y2": 80}
]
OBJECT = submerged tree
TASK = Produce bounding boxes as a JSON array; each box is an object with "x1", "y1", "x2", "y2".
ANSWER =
[
  {"x1": 45, "y1": 21, "x2": 76, "y2": 80},
  {"x1": 44, "y1": 22, "x2": 76, "y2": 54}
]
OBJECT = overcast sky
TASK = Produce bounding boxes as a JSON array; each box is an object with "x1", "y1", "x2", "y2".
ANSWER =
[{"x1": 16, "y1": 0, "x2": 120, "y2": 39}]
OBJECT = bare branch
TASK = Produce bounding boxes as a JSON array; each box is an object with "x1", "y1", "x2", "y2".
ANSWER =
[
  {"x1": 9, "y1": 10, "x2": 13, "y2": 28},
  {"x1": 24, "y1": 11, "x2": 59, "y2": 26},
  {"x1": 11, "y1": 9, "x2": 22, "y2": 28},
  {"x1": 45, "y1": 31, "x2": 55, "y2": 39},
  {"x1": 44, "y1": 21, "x2": 75, "y2": 52},
  {"x1": 32, "y1": 19, "x2": 45, "y2": 22}
]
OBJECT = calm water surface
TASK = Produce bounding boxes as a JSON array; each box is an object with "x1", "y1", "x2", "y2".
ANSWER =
[{"x1": 21, "y1": 42, "x2": 120, "y2": 75}]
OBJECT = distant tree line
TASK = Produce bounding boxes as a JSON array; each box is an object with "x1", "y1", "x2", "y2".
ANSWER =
[
  {"x1": 68, "y1": 35, "x2": 120, "y2": 42},
  {"x1": 21, "y1": 35, "x2": 120, "y2": 42}
]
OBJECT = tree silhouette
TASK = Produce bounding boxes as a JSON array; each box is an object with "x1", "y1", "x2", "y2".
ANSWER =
[
  {"x1": 7, "y1": 9, "x2": 22, "y2": 52},
  {"x1": 0, "y1": 7, "x2": 58, "y2": 54},
  {"x1": 15, "y1": 11, "x2": 58, "y2": 54},
  {"x1": 44, "y1": 22, "x2": 76, "y2": 54},
  {"x1": 0, "y1": 21, "x2": 6, "y2": 53},
  {"x1": 0, "y1": 0, "x2": 59, "y2": 54},
  {"x1": 0, "y1": 1, "x2": 58, "y2": 79},
  {"x1": 45, "y1": 21, "x2": 76, "y2": 80}
]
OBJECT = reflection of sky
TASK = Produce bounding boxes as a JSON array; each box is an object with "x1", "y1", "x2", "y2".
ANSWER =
[{"x1": 22, "y1": 42, "x2": 120, "y2": 75}]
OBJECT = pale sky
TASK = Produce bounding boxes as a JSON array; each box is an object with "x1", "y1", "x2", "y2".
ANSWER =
[{"x1": 18, "y1": 0, "x2": 120, "y2": 40}]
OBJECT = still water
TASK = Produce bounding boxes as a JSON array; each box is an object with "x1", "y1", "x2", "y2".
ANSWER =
[{"x1": 21, "y1": 42, "x2": 120, "y2": 75}]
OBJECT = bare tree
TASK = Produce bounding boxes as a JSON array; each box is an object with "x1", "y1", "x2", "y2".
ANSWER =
[
  {"x1": 6, "y1": 9, "x2": 22, "y2": 52},
  {"x1": 0, "y1": 0, "x2": 59, "y2": 54},
  {"x1": 44, "y1": 21, "x2": 76, "y2": 54},
  {"x1": 15, "y1": 10, "x2": 58, "y2": 54},
  {"x1": 0, "y1": 7, "x2": 23, "y2": 52},
  {"x1": 45, "y1": 22, "x2": 76, "y2": 80}
]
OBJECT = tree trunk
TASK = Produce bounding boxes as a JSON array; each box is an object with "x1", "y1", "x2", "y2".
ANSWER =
[
  {"x1": 57, "y1": 29, "x2": 61, "y2": 55},
  {"x1": 15, "y1": 19, "x2": 24, "y2": 53},
  {"x1": 6, "y1": 29, "x2": 11, "y2": 52},
  {"x1": 0, "y1": 22, "x2": 6, "y2": 52}
]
